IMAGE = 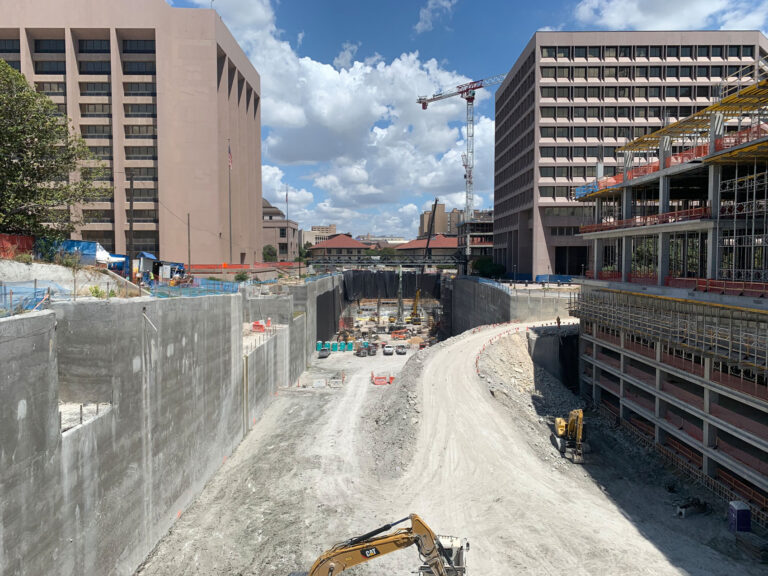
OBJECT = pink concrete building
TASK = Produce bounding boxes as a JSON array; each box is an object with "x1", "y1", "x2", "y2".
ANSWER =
[{"x1": 0, "y1": 0, "x2": 262, "y2": 264}]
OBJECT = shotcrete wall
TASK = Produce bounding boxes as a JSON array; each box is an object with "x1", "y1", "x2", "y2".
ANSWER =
[
  {"x1": 451, "y1": 277, "x2": 573, "y2": 335},
  {"x1": 0, "y1": 295, "x2": 296, "y2": 576}
]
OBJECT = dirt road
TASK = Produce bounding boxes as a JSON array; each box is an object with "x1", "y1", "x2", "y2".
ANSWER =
[{"x1": 137, "y1": 324, "x2": 762, "y2": 575}]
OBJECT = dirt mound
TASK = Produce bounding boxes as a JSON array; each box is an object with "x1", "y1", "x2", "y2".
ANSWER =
[{"x1": 361, "y1": 349, "x2": 426, "y2": 481}]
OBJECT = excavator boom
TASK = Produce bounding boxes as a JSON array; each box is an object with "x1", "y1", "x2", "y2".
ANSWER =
[{"x1": 290, "y1": 514, "x2": 467, "y2": 576}]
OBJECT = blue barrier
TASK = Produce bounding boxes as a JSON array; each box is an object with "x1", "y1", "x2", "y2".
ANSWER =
[{"x1": 534, "y1": 274, "x2": 573, "y2": 283}]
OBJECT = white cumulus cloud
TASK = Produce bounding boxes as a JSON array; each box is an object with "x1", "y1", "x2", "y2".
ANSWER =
[{"x1": 414, "y1": 0, "x2": 459, "y2": 34}]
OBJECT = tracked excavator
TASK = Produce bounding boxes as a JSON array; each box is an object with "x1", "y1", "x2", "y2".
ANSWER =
[
  {"x1": 551, "y1": 409, "x2": 586, "y2": 463},
  {"x1": 289, "y1": 514, "x2": 468, "y2": 575}
]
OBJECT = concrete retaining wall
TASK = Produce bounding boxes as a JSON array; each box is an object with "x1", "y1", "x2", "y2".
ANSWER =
[
  {"x1": 451, "y1": 277, "x2": 573, "y2": 335},
  {"x1": 0, "y1": 294, "x2": 300, "y2": 576}
]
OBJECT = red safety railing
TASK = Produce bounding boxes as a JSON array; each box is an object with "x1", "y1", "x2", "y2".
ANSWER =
[
  {"x1": 665, "y1": 437, "x2": 704, "y2": 468},
  {"x1": 717, "y1": 438, "x2": 768, "y2": 477},
  {"x1": 190, "y1": 262, "x2": 297, "y2": 271},
  {"x1": 624, "y1": 388, "x2": 655, "y2": 413},
  {"x1": 628, "y1": 271, "x2": 658, "y2": 285},
  {"x1": 660, "y1": 351, "x2": 705, "y2": 377},
  {"x1": 662, "y1": 380, "x2": 705, "y2": 410},
  {"x1": 665, "y1": 143, "x2": 710, "y2": 168},
  {"x1": 710, "y1": 403, "x2": 768, "y2": 441},
  {"x1": 718, "y1": 469, "x2": 768, "y2": 510},
  {"x1": 596, "y1": 173, "x2": 624, "y2": 190},
  {"x1": 597, "y1": 376, "x2": 621, "y2": 397},
  {"x1": 625, "y1": 160, "x2": 661, "y2": 181},
  {"x1": 711, "y1": 370, "x2": 768, "y2": 402},
  {"x1": 693, "y1": 278, "x2": 768, "y2": 298},
  {"x1": 580, "y1": 206, "x2": 710, "y2": 233},
  {"x1": 597, "y1": 270, "x2": 622, "y2": 281},
  {"x1": 715, "y1": 123, "x2": 768, "y2": 151}
]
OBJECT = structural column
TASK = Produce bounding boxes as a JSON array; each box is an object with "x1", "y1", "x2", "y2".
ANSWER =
[
  {"x1": 706, "y1": 165, "x2": 722, "y2": 279},
  {"x1": 620, "y1": 186, "x2": 632, "y2": 282}
]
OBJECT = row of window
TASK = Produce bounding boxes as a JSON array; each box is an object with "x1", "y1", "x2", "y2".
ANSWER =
[
  {"x1": 541, "y1": 103, "x2": 707, "y2": 121},
  {"x1": 86, "y1": 146, "x2": 157, "y2": 160},
  {"x1": 540, "y1": 146, "x2": 619, "y2": 160},
  {"x1": 541, "y1": 84, "x2": 719, "y2": 100},
  {"x1": 541, "y1": 64, "x2": 752, "y2": 81},
  {"x1": 79, "y1": 103, "x2": 157, "y2": 117},
  {"x1": 23, "y1": 38, "x2": 156, "y2": 54},
  {"x1": 549, "y1": 226, "x2": 580, "y2": 236},
  {"x1": 83, "y1": 210, "x2": 160, "y2": 224},
  {"x1": 540, "y1": 166, "x2": 619, "y2": 179},
  {"x1": 541, "y1": 44, "x2": 755, "y2": 60},
  {"x1": 76, "y1": 82, "x2": 156, "y2": 96},
  {"x1": 32, "y1": 60, "x2": 156, "y2": 75}
]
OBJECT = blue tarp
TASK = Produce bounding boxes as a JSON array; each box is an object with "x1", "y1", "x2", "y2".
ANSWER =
[
  {"x1": 136, "y1": 251, "x2": 157, "y2": 260},
  {"x1": 535, "y1": 274, "x2": 573, "y2": 283}
]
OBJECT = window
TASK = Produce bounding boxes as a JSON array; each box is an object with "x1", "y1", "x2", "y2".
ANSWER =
[
  {"x1": 617, "y1": 106, "x2": 630, "y2": 118},
  {"x1": 540, "y1": 127, "x2": 555, "y2": 138},
  {"x1": 36, "y1": 82, "x2": 65, "y2": 96},
  {"x1": 635, "y1": 86, "x2": 647, "y2": 99},
  {"x1": 88, "y1": 146, "x2": 112, "y2": 160},
  {"x1": 649, "y1": 106, "x2": 661, "y2": 117},
  {"x1": 80, "y1": 103, "x2": 111, "y2": 117},
  {"x1": 649, "y1": 66, "x2": 661, "y2": 77},
  {"x1": 541, "y1": 86, "x2": 555, "y2": 98},
  {"x1": 604, "y1": 86, "x2": 616, "y2": 99},
  {"x1": 279, "y1": 244, "x2": 288, "y2": 255},
  {"x1": 604, "y1": 66, "x2": 617, "y2": 79},
  {"x1": 604, "y1": 46, "x2": 617, "y2": 58},
  {"x1": 679, "y1": 86, "x2": 692, "y2": 99},
  {"x1": 697, "y1": 66, "x2": 709, "y2": 78},
  {"x1": 540, "y1": 146, "x2": 555, "y2": 158},
  {"x1": 125, "y1": 125, "x2": 157, "y2": 138},
  {"x1": 125, "y1": 146, "x2": 157, "y2": 160},
  {"x1": 574, "y1": 46, "x2": 586, "y2": 58},
  {"x1": 697, "y1": 46, "x2": 709, "y2": 58},
  {"x1": 586, "y1": 126, "x2": 599, "y2": 138},
  {"x1": 635, "y1": 106, "x2": 647, "y2": 118},
  {"x1": 587, "y1": 66, "x2": 600, "y2": 78},
  {"x1": 279, "y1": 228, "x2": 287, "y2": 238},
  {"x1": 587, "y1": 86, "x2": 600, "y2": 98},
  {"x1": 619, "y1": 46, "x2": 631, "y2": 58},
  {"x1": 126, "y1": 188, "x2": 158, "y2": 202},
  {"x1": 84, "y1": 209, "x2": 114, "y2": 224},
  {"x1": 34, "y1": 39, "x2": 65, "y2": 53},
  {"x1": 588, "y1": 46, "x2": 600, "y2": 58},
  {"x1": 79, "y1": 60, "x2": 111, "y2": 75},
  {"x1": 573, "y1": 67, "x2": 586, "y2": 79},
  {"x1": 711, "y1": 46, "x2": 722, "y2": 58},
  {"x1": 587, "y1": 106, "x2": 600, "y2": 118},
  {"x1": 34, "y1": 61, "x2": 65, "y2": 74},
  {"x1": 5, "y1": 60, "x2": 19, "y2": 70},
  {"x1": 555, "y1": 166, "x2": 568, "y2": 178},
  {"x1": 586, "y1": 166, "x2": 597, "y2": 178},
  {"x1": 556, "y1": 67, "x2": 570, "y2": 79},
  {"x1": 557, "y1": 46, "x2": 570, "y2": 59},
  {"x1": 727, "y1": 65, "x2": 740, "y2": 77},
  {"x1": 636, "y1": 46, "x2": 648, "y2": 58},
  {"x1": 665, "y1": 86, "x2": 678, "y2": 99},
  {"x1": 572, "y1": 167, "x2": 586, "y2": 178},
  {"x1": 604, "y1": 126, "x2": 616, "y2": 138},
  {"x1": 124, "y1": 103, "x2": 156, "y2": 117},
  {"x1": 573, "y1": 127, "x2": 586, "y2": 138},
  {"x1": 556, "y1": 107, "x2": 569, "y2": 119},
  {"x1": 542, "y1": 46, "x2": 556, "y2": 58},
  {"x1": 541, "y1": 66, "x2": 555, "y2": 78},
  {"x1": 743, "y1": 45, "x2": 754, "y2": 58},
  {"x1": 557, "y1": 86, "x2": 569, "y2": 98},
  {"x1": 696, "y1": 85, "x2": 710, "y2": 98},
  {"x1": 556, "y1": 126, "x2": 569, "y2": 138},
  {"x1": 587, "y1": 146, "x2": 600, "y2": 157},
  {"x1": 0, "y1": 39, "x2": 20, "y2": 53},
  {"x1": 666, "y1": 66, "x2": 678, "y2": 78},
  {"x1": 124, "y1": 82, "x2": 156, "y2": 96},
  {"x1": 80, "y1": 82, "x2": 110, "y2": 96},
  {"x1": 666, "y1": 46, "x2": 679, "y2": 58},
  {"x1": 54, "y1": 103, "x2": 67, "y2": 116},
  {"x1": 81, "y1": 124, "x2": 112, "y2": 139},
  {"x1": 539, "y1": 186, "x2": 555, "y2": 198},
  {"x1": 618, "y1": 66, "x2": 631, "y2": 78},
  {"x1": 648, "y1": 86, "x2": 661, "y2": 98},
  {"x1": 572, "y1": 146, "x2": 585, "y2": 158},
  {"x1": 680, "y1": 46, "x2": 692, "y2": 58},
  {"x1": 126, "y1": 167, "x2": 158, "y2": 181},
  {"x1": 129, "y1": 210, "x2": 158, "y2": 223},
  {"x1": 123, "y1": 39, "x2": 156, "y2": 54},
  {"x1": 540, "y1": 167, "x2": 555, "y2": 178},
  {"x1": 728, "y1": 45, "x2": 740, "y2": 58},
  {"x1": 604, "y1": 106, "x2": 616, "y2": 118},
  {"x1": 617, "y1": 86, "x2": 630, "y2": 98},
  {"x1": 81, "y1": 167, "x2": 112, "y2": 182},
  {"x1": 649, "y1": 46, "x2": 661, "y2": 58},
  {"x1": 573, "y1": 87, "x2": 586, "y2": 99},
  {"x1": 710, "y1": 65, "x2": 723, "y2": 77},
  {"x1": 573, "y1": 107, "x2": 586, "y2": 119},
  {"x1": 635, "y1": 66, "x2": 647, "y2": 78},
  {"x1": 123, "y1": 61, "x2": 156, "y2": 74},
  {"x1": 78, "y1": 39, "x2": 110, "y2": 53},
  {"x1": 540, "y1": 106, "x2": 555, "y2": 118}
]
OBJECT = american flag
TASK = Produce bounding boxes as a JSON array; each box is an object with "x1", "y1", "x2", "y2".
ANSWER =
[{"x1": 228, "y1": 142, "x2": 232, "y2": 169}]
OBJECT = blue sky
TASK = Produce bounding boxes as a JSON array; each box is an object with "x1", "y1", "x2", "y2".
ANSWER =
[{"x1": 172, "y1": 0, "x2": 768, "y2": 238}]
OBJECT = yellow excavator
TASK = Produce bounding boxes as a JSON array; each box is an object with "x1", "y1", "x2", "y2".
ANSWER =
[
  {"x1": 552, "y1": 409, "x2": 586, "y2": 463},
  {"x1": 289, "y1": 514, "x2": 468, "y2": 575},
  {"x1": 411, "y1": 289, "x2": 422, "y2": 325}
]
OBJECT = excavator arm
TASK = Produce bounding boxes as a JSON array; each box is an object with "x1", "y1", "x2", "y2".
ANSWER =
[{"x1": 293, "y1": 514, "x2": 458, "y2": 576}]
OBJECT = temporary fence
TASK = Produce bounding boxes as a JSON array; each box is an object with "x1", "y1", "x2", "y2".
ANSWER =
[
  {"x1": 0, "y1": 281, "x2": 64, "y2": 318},
  {"x1": 151, "y1": 277, "x2": 240, "y2": 298},
  {"x1": 0, "y1": 234, "x2": 35, "y2": 259}
]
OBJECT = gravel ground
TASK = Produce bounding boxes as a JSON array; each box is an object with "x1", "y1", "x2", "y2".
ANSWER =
[
  {"x1": 0, "y1": 259, "x2": 107, "y2": 287},
  {"x1": 136, "y1": 321, "x2": 766, "y2": 576}
]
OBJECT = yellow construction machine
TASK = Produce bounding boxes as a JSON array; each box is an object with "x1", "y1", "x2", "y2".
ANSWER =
[
  {"x1": 552, "y1": 409, "x2": 586, "y2": 463},
  {"x1": 410, "y1": 289, "x2": 422, "y2": 325},
  {"x1": 289, "y1": 514, "x2": 468, "y2": 576}
]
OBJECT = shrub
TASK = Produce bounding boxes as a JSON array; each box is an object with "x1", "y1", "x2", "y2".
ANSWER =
[
  {"x1": 234, "y1": 271, "x2": 249, "y2": 282},
  {"x1": 13, "y1": 252, "x2": 33, "y2": 264},
  {"x1": 89, "y1": 285, "x2": 105, "y2": 298}
]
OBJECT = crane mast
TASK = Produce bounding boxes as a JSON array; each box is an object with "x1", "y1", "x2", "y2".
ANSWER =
[{"x1": 418, "y1": 74, "x2": 505, "y2": 261}]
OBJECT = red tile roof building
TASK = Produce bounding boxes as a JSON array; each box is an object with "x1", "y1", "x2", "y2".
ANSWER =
[
  {"x1": 395, "y1": 234, "x2": 458, "y2": 255},
  {"x1": 307, "y1": 233, "x2": 368, "y2": 256}
]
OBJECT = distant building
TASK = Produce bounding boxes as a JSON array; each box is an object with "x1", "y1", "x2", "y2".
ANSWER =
[
  {"x1": 310, "y1": 224, "x2": 337, "y2": 244},
  {"x1": 446, "y1": 208, "x2": 462, "y2": 236},
  {"x1": 307, "y1": 233, "x2": 367, "y2": 257},
  {"x1": 419, "y1": 204, "x2": 463, "y2": 237},
  {"x1": 261, "y1": 199, "x2": 298, "y2": 262},
  {"x1": 356, "y1": 233, "x2": 408, "y2": 246},
  {"x1": 458, "y1": 210, "x2": 493, "y2": 262},
  {"x1": 395, "y1": 234, "x2": 458, "y2": 257}
]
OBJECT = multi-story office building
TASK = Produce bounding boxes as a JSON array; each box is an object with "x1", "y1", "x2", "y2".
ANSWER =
[
  {"x1": 418, "y1": 204, "x2": 462, "y2": 237},
  {"x1": 573, "y1": 66, "x2": 768, "y2": 523},
  {"x1": 0, "y1": 0, "x2": 262, "y2": 264},
  {"x1": 494, "y1": 30, "x2": 767, "y2": 279},
  {"x1": 457, "y1": 210, "x2": 493, "y2": 263},
  {"x1": 310, "y1": 224, "x2": 337, "y2": 244},
  {"x1": 262, "y1": 199, "x2": 298, "y2": 262}
]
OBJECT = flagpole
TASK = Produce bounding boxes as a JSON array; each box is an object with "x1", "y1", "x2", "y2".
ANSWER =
[{"x1": 228, "y1": 137, "x2": 233, "y2": 264}]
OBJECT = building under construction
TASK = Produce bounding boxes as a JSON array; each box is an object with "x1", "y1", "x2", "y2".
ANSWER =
[{"x1": 571, "y1": 60, "x2": 768, "y2": 525}]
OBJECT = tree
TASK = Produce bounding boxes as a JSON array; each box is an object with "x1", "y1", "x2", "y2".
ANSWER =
[
  {"x1": 0, "y1": 61, "x2": 110, "y2": 238},
  {"x1": 472, "y1": 256, "x2": 505, "y2": 278},
  {"x1": 263, "y1": 244, "x2": 277, "y2": 262}
]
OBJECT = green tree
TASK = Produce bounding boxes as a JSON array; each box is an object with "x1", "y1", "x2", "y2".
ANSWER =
[
  {"x1": 0, "y1": 61, "x2": 110, "y2": 238},
  {"x1": 472, "y1": 256, "x2": 505, "y2": 278},
  {"x1": 263, "y1": 244, "x2": 277, "y2": 262}
]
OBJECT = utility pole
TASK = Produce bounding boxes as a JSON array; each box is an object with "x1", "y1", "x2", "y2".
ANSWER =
[
  {"x1": 187, "y1": 213, "x2": 191, "y2": 273},
  {"x1": 284, "y1": 183, "x2": 290, "y2": 222},
  {"x1": 128, "y1": 176, "x2": 135, "y2": 260}
]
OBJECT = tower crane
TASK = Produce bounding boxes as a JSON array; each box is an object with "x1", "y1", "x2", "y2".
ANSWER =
[{"x1": 418, "y1": 74, "x2": 506, "y2": 261}]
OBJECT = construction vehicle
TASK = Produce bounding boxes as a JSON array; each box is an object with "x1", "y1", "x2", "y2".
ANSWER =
[
  {"x1": 411, "y1": 289, "x2": 422, "y2": 325},
  {"x1": 551, "y1": 409, "x2": 586, "y2": 462},
  {"x1": 289, "y1": 514, "x2": 468, "y2": 576}
]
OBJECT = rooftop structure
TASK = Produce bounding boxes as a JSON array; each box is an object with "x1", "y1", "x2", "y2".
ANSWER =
[
  {"x1": 0, "y1": 0, "x2": 263, "y2": 264},
  {"x1": 494, "y1": 30, "x2": 768, "y2": 280},
  {"x1": 571, "y1": 64, "x2": 768, "y2": 525},
  {"x1": 458, "y1": 210, "x2": 493, "y2": 262},
  {"x1": 261, "y1": 199, "x2": 298, "y2": 262}
]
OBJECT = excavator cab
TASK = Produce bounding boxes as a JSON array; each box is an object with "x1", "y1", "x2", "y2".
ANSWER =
[{"x1": 552, "y1": 409, "x2": 586, "y2": 463}]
